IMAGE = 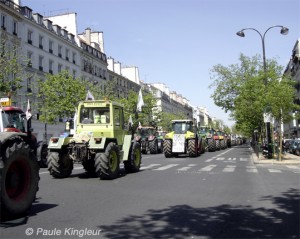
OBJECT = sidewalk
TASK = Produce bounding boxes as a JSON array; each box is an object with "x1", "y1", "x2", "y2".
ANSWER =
[{"x1": 251, "y1": 148, "x2": 300, "y2": 165}]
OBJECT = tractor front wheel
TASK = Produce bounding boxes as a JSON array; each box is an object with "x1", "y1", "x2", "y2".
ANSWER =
[
  {"x1": 95, "y1": 142, "x2": 120, "y2": 180},
  {"x1": 47, "y1": 151, "x2": 73, "y2": 178}
]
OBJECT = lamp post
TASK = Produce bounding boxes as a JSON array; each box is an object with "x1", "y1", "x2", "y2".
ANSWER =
[{"x1": 236, "y1": 25, "x2": 289, "y2": 159}]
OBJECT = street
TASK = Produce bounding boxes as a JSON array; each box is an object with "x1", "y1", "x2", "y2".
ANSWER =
[{"x1": 1, "y1": 145, "x2": 299, "y2": 239}]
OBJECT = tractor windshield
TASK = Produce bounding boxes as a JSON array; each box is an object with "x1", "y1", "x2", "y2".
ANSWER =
[
  {"x1": 80, "y1": 107, "x2": 110, "y2": 124},
  {"x1": 172, "y1": 122, "x2": 192, "y2": 134},
  {"x1": 2, "y1": 110, "x2": 25, "y2": 132},
  {"x1": 137, "y1": 128, "x2": 154, "y2": 138},
  {"x1": 199, "y1": 128, "x2": 208, "y2": 134}
]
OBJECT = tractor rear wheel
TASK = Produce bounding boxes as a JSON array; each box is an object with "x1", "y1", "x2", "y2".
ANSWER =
[
  {"x1": 0, "y1": 138, "x2": 39, "y2": 219},
  {"x1": 188, "y1": 139, "x2": 198, "y2": 157},
  {"x1": 215, "y1": 140, "x2": 220, "y2": 151},
  {"x1": 207, "y1": 138, "x2": 215, "y2": 152},
  {"x1": 149, "y1": 140, "x2": 158, "y2": 154},
  {"x1": 124, "y1": 142, "x2": 141, "y2": 173},
  {"x1": 163, "y1": 139, "x2": 173, "y2": 158},
  {"x1": 95, "y1": 142, "x2": 120, "y2": 180},
  {"x1": 47, "y1": 151, "x2": 73, "y2": 178}
]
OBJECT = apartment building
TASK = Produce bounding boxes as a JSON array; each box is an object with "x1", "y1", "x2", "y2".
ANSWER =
[
  {"x1": 1, "y1": 0, "x2": 213, "y2": 125},
  {"x1": 283, "y1": 38, "x2": 300, "y2": 138}
]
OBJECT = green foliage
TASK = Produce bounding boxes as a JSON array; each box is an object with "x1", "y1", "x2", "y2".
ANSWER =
[
  {"x1": 159, "y1": 112, "x2": 185, "y2": 132},
  {"x1": 0, "y1": 33, "x2": 26, "y2": 95},
  {"x1": 210, "y1": 53, "x2": 298, "y2": 138},
  {"x1": 37, "y1": 71, "x2": 92, "y2": 123},
  {"x1": 118, "y1": 89, "x2": 159, "y2": 129}
]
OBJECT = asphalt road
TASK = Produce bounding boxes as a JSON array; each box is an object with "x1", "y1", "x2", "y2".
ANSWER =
[{"x1": 1, "y1": 144, "x2": 299, "y2": 239}]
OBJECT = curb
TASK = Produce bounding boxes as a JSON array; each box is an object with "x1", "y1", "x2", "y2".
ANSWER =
[{"x1": 251, "y1": 150, "x2": 300, "y2": 165}]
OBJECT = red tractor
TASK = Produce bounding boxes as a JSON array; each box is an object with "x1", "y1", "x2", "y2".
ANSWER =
[
  {"x1": 0, "y1": 100, "x2": 48, "y2": 167},
  {"x1": 0, "y1": 99, "x2": 39, "y2": 220}
]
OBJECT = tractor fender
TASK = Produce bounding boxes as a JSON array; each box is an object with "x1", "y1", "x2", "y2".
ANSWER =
[
  {"x1": 122, "y1": 135, "x2": 134, "y2": 162},
  {"x1": 48, "y1": 136, "x2": 72, "y2": 150}
]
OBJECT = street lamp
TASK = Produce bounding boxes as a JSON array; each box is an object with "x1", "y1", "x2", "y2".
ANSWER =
[{"x1": 236, "y1": 25, "x2": 289, "y2": 159}]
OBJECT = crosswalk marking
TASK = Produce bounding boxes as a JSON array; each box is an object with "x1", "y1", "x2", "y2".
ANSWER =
[
  {"x1": 223, "y1": 165, "x2": 236, "y2": 172},
  {"x1": 240, "y1": 158, "x2": 249, "y2": 161},
  {"x1": 177, "y1": 166, "x2": 191, "y2": 171},
  {"x1": 286, "y1": 165, "x2": 300, "y2": 169},
  {"x1": 154, "y1": 164, "x2": 179, "y2": 170},
  {"x1": 199, "y1": 165, "x2": 217, "y2": 172},
  {"x1": 227, "y1": 158, "x2": 236, "y2": 161},
  {"x1": 268, "y1": 169, "x2": 282, "y2": 173},
  {"x1": 246, "y1": 165, "x2": 258, "y2": 173},
  {"x1": 140, "y1": 164, "x2": 161, "y2": 170}
]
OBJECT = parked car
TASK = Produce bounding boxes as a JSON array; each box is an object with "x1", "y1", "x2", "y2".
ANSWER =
[{"x1": 288, "y1": 139, "x2": 300, "y2": 155}]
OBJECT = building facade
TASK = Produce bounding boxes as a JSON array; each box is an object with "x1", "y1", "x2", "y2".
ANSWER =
[
  {"x1": 1, "y1": 0, "x2": 216, "y2": 126},
  {"x1": 283, "y1": 39, "x2": 300, "y2": 138}
]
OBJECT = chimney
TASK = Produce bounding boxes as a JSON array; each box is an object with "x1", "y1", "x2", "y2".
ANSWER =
[{"x1": 85, "y1": 27, "x2": 91, "y2": 45}]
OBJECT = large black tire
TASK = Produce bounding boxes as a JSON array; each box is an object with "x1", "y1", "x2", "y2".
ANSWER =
[
  {"x1": 37, "y1": 142, "x2": 48, "y2": 168},
  {"x1": 187, "y1": 139, "x2": 198, "y2": 157},
  {"x1": 157, "y1": 139, "x2": 163, "y2": 153},
  {"x1": 149, "y1": 140, "x2": 158, "y2": 154},
  {"x1": 220, "y1": 139, "x2": 225, "y2": 150},
  {"x1": 95, "y1": 142, "x2": 120, "y2": 180},
  {"x1": 207, "y1": 138, "x2": 216, "y2": 152},
  {"x1": 163, "y1": 139, "x2": 173, "y2": 158},
  {"x1": 215, "y1": 140, "x2": 220, "y2": 151},
  {"x1": 47, "y1": 151, "x2": 73, "y2": 178},
  {"x1": 124, "y1": 142, "x2": 141, "y2": 173},
  {"x1": 141, "y1": 141, "x2": 148, "y2": 154},
  {"x1": 0, "y1": 137, "x2": 39, "y2": 219}
]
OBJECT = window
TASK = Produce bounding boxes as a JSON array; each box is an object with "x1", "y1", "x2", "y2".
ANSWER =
[
  {"x1": 58, "y1": 64, "x2": 62, "y2": 73},
  {"x1": 65, "y1": 49, "x2": 69, "y2": 61},
  {"x1": 13, "y1": 21, "x2": 17, "y2": 35},
  {"x1": 39, "y1": 55, "x2": 43, "y2": 71},
  {"x1": 39, "y1": 35, "x2": 43, "y2": 49},
  {"x1": 72, "y1": 52, "x2": 76, "y2": 64},
  {"x1": 49, "y1": 40, "x2": 53, "y2": 53},
  {"x1": 58, "y1": 45, "x2": 62, "y2": 57},
  {"x1": 27, "y1": 51, "x2": 32, "y2": 67},
  {"x1": 49, "y1": 60, "x2": 53, "y2": 74},
  {"x1": 27, "y1": 30, "x2": 33, "y2": 44},
  {"x1": 1, "y1": 15, "x2": 6, "y2": 30}
]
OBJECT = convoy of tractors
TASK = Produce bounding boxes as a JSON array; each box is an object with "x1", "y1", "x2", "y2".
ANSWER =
[{"x1": 0, "y1": 96, "x2": 242, "y2": 220}]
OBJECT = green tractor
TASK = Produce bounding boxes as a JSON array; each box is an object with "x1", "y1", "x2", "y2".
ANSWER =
[
  {"x1": 163, "y1": 119, "x2": 205, "y2": 158},
  {"x1": 47, "y1": 99, "x2": 142, "y2": 180},
  {"x1": 198, "y1": 126, "x2": 217, "y2": 152}
]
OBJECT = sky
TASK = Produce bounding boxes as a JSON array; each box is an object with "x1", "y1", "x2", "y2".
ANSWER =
[{"x1": 21, "y1": 0, "x2": 300, "y2": 127}]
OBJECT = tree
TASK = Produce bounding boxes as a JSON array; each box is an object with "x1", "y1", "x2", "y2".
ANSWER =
[
  {"x1": 159, "y1": 112, "x2": 185, "y2": 132},
  {"x1": 0, "y1": 33, "x2": 27, "y2": 97},
  {"x1": 118, "y1": 89, "x2": 158, "y2": 129},
  {"x1": 37, "y1": 71, "x2": 93, "y2": 123},
  {"x1": 210, "y1": 53, "x2": 299, "y2": 140}
]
